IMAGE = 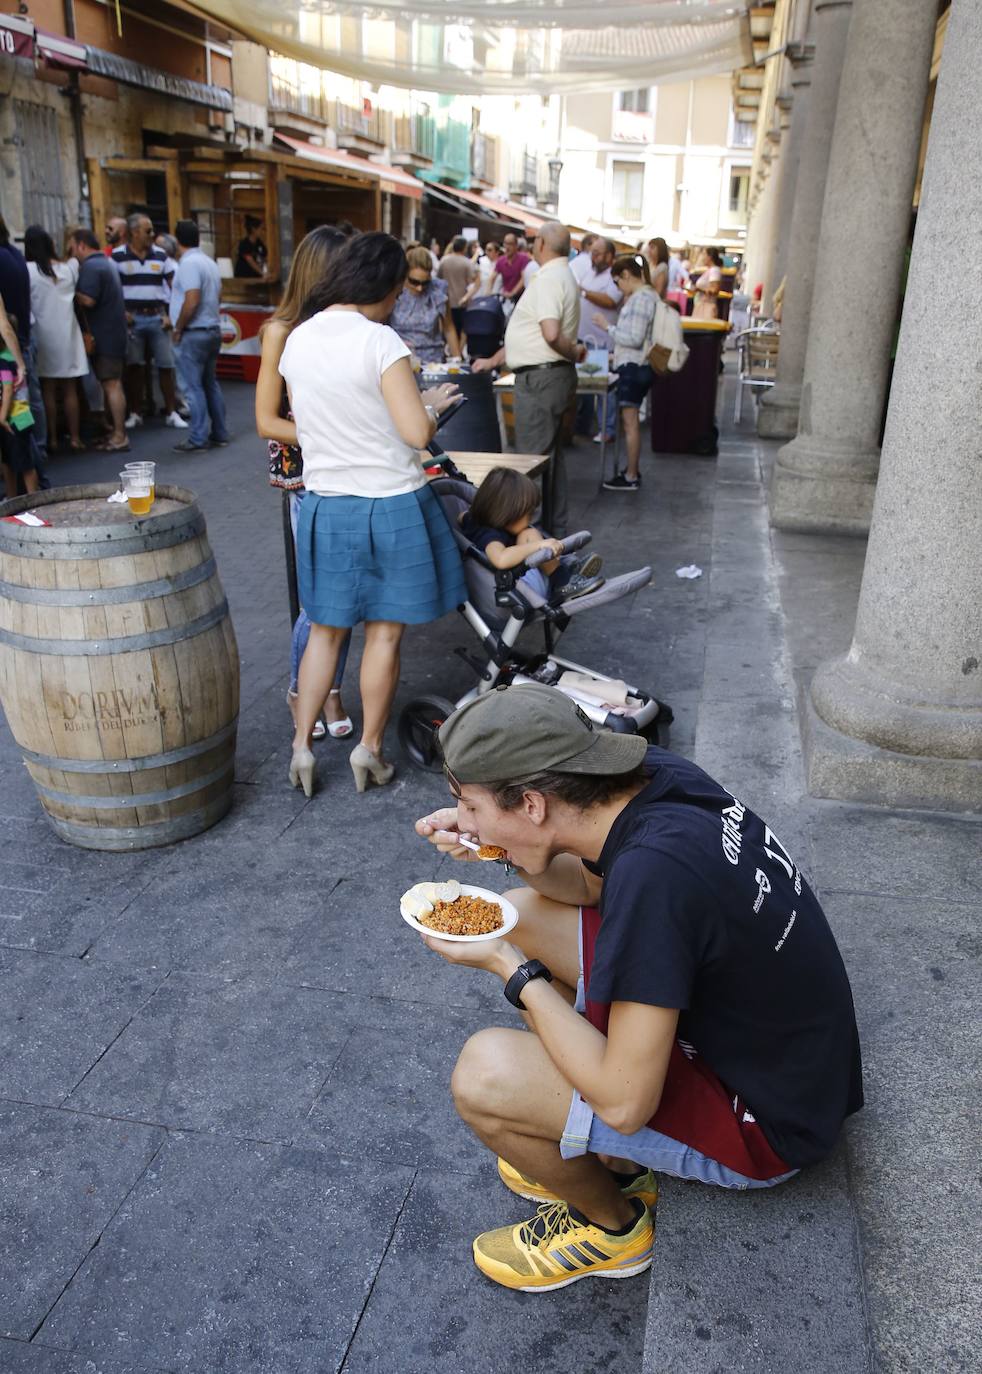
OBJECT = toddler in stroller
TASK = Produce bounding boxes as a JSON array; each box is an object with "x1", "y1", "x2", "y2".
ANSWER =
[
  {"x1": 460, "y1": 466, "x2": 604, "y2": 604},
  {"x1": 398, "y1": 456, "x2": 673, "y2": 770}
]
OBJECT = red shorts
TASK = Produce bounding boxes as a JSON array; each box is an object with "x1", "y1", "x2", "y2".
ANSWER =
[{"x1": 579, "y1": 906, "x2": 791, "y2": 1183}]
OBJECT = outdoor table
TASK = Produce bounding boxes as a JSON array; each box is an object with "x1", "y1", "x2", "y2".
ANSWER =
[
  {"x1": 649, "y1": 319, "x2": 731, "y2": 458},
  {"x1": 493, "y1": 369, "x2": 619, "y2": 499},
  {"x1": 428, "y1": 450, "x2": 548, "y2": 487}
]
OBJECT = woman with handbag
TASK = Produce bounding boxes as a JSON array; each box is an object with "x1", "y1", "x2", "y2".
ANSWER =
[
  {"x1": 595, "y1": 254, "x2": 657, "y2": 493},
  {"x1": 255, "y1": 225, "x2": 354, "y2": 742}
]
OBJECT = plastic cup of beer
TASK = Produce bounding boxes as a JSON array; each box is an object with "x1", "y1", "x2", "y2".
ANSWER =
[
  {"x1": 123, "y1": 461, "x2": 155, "y2": 505},
  {"x1": 120, "y1": 468, "x2": 153, "y2": 516}
]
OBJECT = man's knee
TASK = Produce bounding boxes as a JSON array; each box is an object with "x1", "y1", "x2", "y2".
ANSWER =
[{"x1": 451, "y1": 1028, "x2": 516, "y2": 1122}]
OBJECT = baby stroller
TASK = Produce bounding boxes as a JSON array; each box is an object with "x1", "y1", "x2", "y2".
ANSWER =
[
  {"x1": 461, "y1": 295, "x2": 506, "y2": 361},
  {"x1": 398, "y1": 452, "x2": 673, "y2": 771}
]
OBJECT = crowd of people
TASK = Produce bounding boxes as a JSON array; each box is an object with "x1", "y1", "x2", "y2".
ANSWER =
[
  {"x1": 249, "y1": 219, "x2": 735, "y2": 795},
  {"x1": 2, "y1": 205, "x2": 864, "y2": 1304},
  {"x1": 0, "y1": 210, "x2": 230, "y2": 497}
]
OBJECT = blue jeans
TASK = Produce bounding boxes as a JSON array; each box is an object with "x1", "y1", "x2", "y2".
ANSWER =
[
  {"x1": 24, "y1": 338, "x2": 50, "y2": 486},
  {"x1": 174, "y1": 328, "x2": 227, "y2": 446}
]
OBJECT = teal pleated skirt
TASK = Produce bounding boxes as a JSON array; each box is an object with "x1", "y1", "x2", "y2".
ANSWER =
[{"x1": 296, "y1": 484, "x2": 467, "y2": 627}]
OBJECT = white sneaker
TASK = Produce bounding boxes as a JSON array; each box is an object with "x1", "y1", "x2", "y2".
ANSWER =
[
  {"x1": 165, "y1": 411, "x2": 189, "y2": 429},
  {"x1": 124, "y1": 413, "x2": 143, "y2": 430},
  {"x1": 592, "y1": 432, "x2": 610, "y2": 444}
]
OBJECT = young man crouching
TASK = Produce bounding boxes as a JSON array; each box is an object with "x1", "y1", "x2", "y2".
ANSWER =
[{"x1": 414, "y1": 684, "x2": 862, "y2": 1293}]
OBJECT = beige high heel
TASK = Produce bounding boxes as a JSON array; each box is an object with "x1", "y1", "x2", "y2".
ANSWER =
[
  {"x1": 349, "y1": 743, "x2": 395, "y2": 793},
  {"x1": 288, "y1": 745, "x2": 316, "y2": 797}
]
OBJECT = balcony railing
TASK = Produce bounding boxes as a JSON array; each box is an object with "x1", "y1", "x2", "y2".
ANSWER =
[
  {"x1": 334, "y1": 100, "x2": 385, "y2": 146},
  {"x1": 470, "y1": 131, "x2": 496, "y2": 184},
  {"x1": 537, "y1": 159, "x2": 561, "y2": 209},
  {"x1": 509, "y1": 150, "x2": 538, "y2": 200},
  {"x1": 269, "y1": 71, "x2": 328, "y2": 123},
  {"x1": 392, "y1": 111, "x2": 436, "y2": 163}
]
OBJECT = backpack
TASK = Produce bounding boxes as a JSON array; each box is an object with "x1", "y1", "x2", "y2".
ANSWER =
[{"x1": 647, "y1": 297, "x2": 689, "y2": 375}]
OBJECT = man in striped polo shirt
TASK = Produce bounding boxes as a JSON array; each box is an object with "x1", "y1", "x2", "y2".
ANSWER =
[{"x1": 112, "y1": 213, "x2": 186, "y2": 432}]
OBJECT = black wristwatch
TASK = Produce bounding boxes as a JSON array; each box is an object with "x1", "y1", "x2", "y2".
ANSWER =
[{"x1": 504, "y1": 959, "x2": 553, "y2": 1009}]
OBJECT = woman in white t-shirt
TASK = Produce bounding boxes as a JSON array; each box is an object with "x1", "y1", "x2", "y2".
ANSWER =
[{"x1": 279, "y1": 232, "x2": 466, "y2": 798}]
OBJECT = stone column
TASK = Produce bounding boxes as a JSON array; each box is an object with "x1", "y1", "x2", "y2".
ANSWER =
[
  {"x1": 804, "y1": 0, "x2": 982, "y2": 810},
  {"x1": 744, "y1": 142, "x2": 781, "y2": 313},
  {"x1": 757, "y1": 0, "x2": 852, "y2": 439},
  {"x1": 770, "y1": 0, "x2": 937, "y2": 534},
  {"x1": 770, "y1": 44, "x2": 815, "y2": 292}
]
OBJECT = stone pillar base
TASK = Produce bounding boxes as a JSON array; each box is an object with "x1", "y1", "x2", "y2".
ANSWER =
[
  {"x1": 757, "y1": 385, "x2": 800, "y2": 440},
  {"x1": 801, "y1": 687, "x2": 982, "y2": 810},
  {"x1": 769, "y1": 435, "x2": 878, "y2": 534}
]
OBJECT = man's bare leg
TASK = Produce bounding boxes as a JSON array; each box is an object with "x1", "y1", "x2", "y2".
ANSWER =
[
  {"x1": 452, "y1": 1027, "x2": 635, "y2": 1232},
  {"x1": 502, "y1": 887, "x2": 640, "y2": 1174}
]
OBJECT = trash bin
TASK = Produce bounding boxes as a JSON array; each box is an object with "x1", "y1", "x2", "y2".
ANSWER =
[{"x1": 649, "y1": 319, "x2": 730, "y2": 457}]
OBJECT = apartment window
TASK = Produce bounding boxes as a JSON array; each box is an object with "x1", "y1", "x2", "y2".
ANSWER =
[
  {"x1": 728, "y1": 168, "x2": 751, "y2": 218},
  {"x1": 609, "y1": 160, "x2": 644, "y2": 224},
  {"x1": 617, "y1": 88, "x2": 650, "y2": 114}
]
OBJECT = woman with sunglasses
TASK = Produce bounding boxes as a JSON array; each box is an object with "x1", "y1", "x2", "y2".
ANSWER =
[{"x1": 388, "y1": 246, "x2": 461, "y2": 363}]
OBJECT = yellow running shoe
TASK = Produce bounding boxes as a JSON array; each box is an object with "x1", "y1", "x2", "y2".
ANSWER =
[
  {"x1": 497, "y1": 1156, "x2": 660, "y2": 1211},
  {"x1": 473, "y1": 1198, "x2": 654, "y2": 1292}
]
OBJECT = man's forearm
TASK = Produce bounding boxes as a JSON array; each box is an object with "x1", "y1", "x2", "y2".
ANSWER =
[
  {"x1": 510, "y1": 853, "x2": 600, "y2": 907},
  {"x1": 583, "y1": 289, "x2": 617, "y2": 309},
  {"x1": 551, "y1": 330, "x2": 582, "y2": 363},
  {"x1": 490, "y1": 942, "x2": 621, "y2": 1115}
]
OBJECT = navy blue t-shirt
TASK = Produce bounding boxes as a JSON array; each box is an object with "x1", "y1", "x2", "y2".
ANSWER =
[
  {"x1": 0, "y1": 244, "x2": 32, "y2": 345},
  {"x1": 459, "y1": 511, "x2": 517, "y2": 556},
  {"x1": 586, "y1": 746, "x2": 863, "y2": 1168}
]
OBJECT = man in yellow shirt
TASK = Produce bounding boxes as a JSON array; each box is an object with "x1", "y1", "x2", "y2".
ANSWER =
[{"x1": 474, "y1": 221, "x2": 585, "y2": 535}]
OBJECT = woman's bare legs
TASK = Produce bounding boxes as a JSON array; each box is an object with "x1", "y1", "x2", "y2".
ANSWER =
[
  {"x1": 359, "y1": 620, "x2": 405, "y2": 758},
  {"x1": 61, "y1": 380, "x2": 81, "y2": 447},
  {"x1": 293, "y1": 621, "x2": 348, "y2": 750},
  {"x1": 621, "y1": 406, "x2": 641, "y2": 481},
  {"x1": 39, "y1": 378, "x2": 81, "y2": 448},
  {"x1": 41, "y1": 379, "x2": 58, "y2": 451}
]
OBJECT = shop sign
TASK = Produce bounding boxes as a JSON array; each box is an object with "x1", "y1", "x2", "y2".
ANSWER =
[{"x1": 0, "y1": 14, "x2": 34, "y2": 60}]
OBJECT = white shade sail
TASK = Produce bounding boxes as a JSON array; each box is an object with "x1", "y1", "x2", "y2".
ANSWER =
[{"x1": 190, "y1": 0, "x2": 752, "y2": 96}]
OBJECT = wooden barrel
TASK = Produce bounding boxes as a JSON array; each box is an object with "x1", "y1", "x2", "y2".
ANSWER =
[{"x1": 0, "y1": 483, "x2": 239, "y2": 850}]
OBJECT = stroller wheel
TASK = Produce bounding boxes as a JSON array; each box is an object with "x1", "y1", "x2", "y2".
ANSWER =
[
  {"x1": 642, "y1": 700, "x2": 675, "y2": 749},
  {"x1": 398, "y1": 694, "x2": 458, "y2": 772}
]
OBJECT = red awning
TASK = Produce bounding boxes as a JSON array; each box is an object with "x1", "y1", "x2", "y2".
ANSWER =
[
  {"x1": 273, "y1": 134, "x2": 422, "y2": 200},
  {"x1": 36, "y1": 30, "x2": 88, "y2": 70},
  {"x1": 430, "y1": 181, "x2": 550, "y2": 231}
]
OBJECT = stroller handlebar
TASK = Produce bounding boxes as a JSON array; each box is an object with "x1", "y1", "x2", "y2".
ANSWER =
[{"x1": 524, "y1": 529, "x2": 592, "y2": 567}]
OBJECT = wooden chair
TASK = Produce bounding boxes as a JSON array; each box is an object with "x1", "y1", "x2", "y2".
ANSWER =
[{"x1": 734, "y1": 326, "x2": 780, "y2": 422}]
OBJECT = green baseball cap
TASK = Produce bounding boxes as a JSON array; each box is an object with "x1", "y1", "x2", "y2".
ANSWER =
[{"x1": 438, "y1": 684, "x2": 648, "y2": 785}]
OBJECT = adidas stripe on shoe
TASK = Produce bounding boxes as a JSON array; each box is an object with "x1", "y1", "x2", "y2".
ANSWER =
[{"x1": 473, "y1": 1198, "x2": 654, "y2": 1293}]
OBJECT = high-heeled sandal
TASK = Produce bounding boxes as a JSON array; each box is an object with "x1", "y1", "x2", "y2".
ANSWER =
[
  {"x1": 286, "y1": 689, "x2": 326, "y2": 741},
  {"x1": 288, "y1": 745, "x2": 316, "y2": 797},
  {"x1": 325, "y1": 688, "x2": 353, "y2": 740},
  {"x1": 349, "y1": 743, "x2": 395, "y2": 793}
]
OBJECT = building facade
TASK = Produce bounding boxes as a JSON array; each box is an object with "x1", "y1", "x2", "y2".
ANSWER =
[{"x1": 556, "y1": 76, "x2": 754, "y2": 249}]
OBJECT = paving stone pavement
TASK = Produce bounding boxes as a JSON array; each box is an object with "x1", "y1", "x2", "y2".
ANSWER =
[{"x1": 0, "y1": 374, "x2": 978, "y2": 1373}]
